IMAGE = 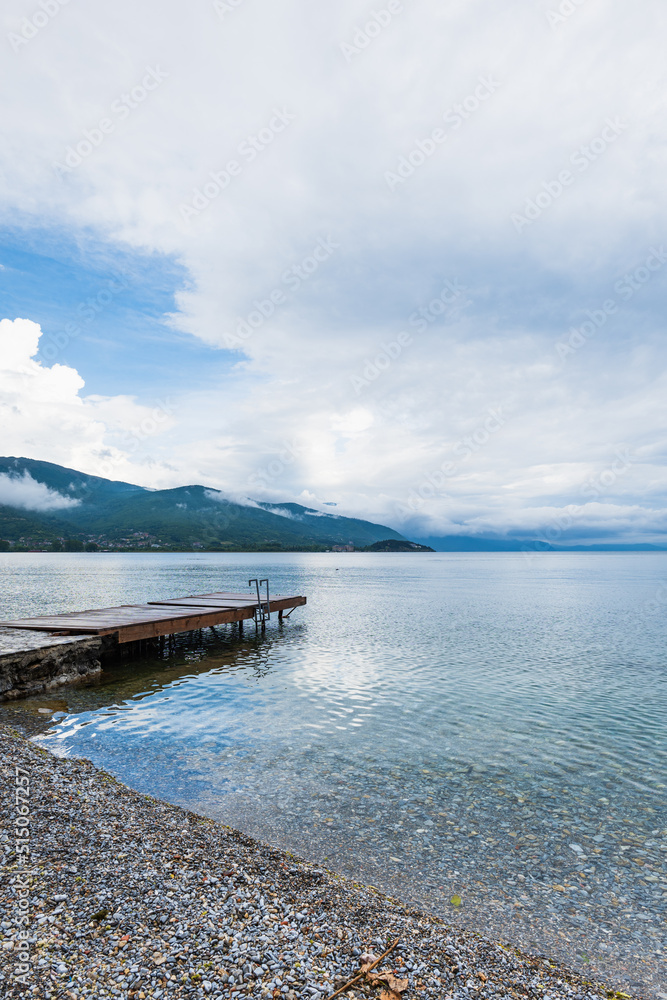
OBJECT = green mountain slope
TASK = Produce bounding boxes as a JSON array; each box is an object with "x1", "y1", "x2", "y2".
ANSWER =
[
  {"x1": 0, "y1": 458, "x2": 406, "y2": 550},
  {"x1": 0, "y1": 456, "x2": 146, "y2": 503},
  {"x1": 0, "y1": 504, "x2": 73, "y2": 545}
]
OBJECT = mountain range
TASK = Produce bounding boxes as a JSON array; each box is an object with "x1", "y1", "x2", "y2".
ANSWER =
[
  {"x1": 0, "y1": 457, "x2": 409, "y2": 551},
  {"x1": 1, "y1": 458, "x2": 665, "y2": 552}
]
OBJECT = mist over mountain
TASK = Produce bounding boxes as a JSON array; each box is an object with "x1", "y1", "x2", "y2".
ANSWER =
[
  {"x1": 0, "y1": 457, "x2": 407, "y2": 551},
  {"x1": 1, "y1": 458, "x2": 664, "y2": 553}
]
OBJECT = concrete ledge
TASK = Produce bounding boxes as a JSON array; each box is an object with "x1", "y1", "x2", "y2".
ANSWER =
[{"x1": 0, "y1": 633, "x2": 118, "y2": 701}]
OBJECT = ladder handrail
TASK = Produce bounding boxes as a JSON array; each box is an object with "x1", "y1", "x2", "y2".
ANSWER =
[{"x1": 248, "y1": 578, "x2": 271, "y2": 627}]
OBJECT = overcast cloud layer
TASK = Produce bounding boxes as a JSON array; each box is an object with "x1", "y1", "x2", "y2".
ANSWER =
[{"x1": 1, "y1": 0, "x2": 667, "y2": 543}]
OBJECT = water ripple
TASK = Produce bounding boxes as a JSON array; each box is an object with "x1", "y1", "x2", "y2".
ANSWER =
[{"x1": 1, "y1": 552, "x2": 665, "y2": 993}]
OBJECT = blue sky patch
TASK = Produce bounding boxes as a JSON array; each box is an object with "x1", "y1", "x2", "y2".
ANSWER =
[{"x1": 0, "y1": 225, "x2": 233, "y2": 399}]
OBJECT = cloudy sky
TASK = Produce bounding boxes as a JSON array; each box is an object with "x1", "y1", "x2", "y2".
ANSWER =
[{"x1": 1, "y1": 0, "x2": 667, "y2": 543}]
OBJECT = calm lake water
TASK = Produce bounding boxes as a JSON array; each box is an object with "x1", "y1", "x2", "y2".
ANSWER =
[{"x1": 1, "y1": 552, "x2": 665, "y2": 995}]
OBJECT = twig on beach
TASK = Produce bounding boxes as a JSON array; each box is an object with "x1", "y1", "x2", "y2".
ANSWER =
[{"x1": 328, "y1": 937, "x2": 400, "y2": 998}]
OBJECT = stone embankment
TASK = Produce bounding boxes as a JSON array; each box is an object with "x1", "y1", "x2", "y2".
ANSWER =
[{"x1": 0, "y1": 631, "x2": 116, "y2": 701}]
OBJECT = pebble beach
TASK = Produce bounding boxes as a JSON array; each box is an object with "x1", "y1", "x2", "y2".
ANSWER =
[{"x1": 0, "y1": 724, "x2": 639, "y2": 1000}]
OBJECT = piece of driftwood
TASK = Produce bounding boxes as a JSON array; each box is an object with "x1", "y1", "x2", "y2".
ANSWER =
[{"x1": 328, "y1": 937, "x2": 400, "y2": 999}]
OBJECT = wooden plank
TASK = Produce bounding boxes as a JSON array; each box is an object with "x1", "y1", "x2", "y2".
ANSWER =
[
  {"x1": 0, "y1": 595, "x2": 306, "y2": 629},
  {"x1": 0, "y1": 604, "x2": 180, "y2": 627},
  {"x1": 0, "y1": 602, "x2": 244, "y2": 628},
  {"x1": 42, "y1": 606, "x2": 260, "y2": 640},
  {"x1": 111, "y1": 606, "x2": 257, "y2": 642},
  {"x1": 148, "y1": 596, "x2": 306, "y2": 612},
  {"x1": 0, "y1": 593, "x2": 307, "y2": 640},
  {"x1": 0, "y1": 623, "x2": 107, "y2": 634},
  {"x1": 171, "y1": 592, "x2": 301, "y2": 603},
  {"x1": 195, "y1": 592, "x2": 260, "y2": 598},
  {"x1": 156, "y1": 592, "x2": 260, "y2": 603},
  {"x1": 150, "y1": 597, "x2": 257, "y2": 608}
]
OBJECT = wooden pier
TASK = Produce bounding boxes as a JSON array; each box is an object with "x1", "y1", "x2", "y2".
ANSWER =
[{"x1": 0, "y1": 589, "x2": 306, "y2": 645}]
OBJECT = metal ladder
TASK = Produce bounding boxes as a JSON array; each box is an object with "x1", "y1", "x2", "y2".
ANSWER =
[{"x1": 249, "y1": 578, "x2": 270, "y2": 628}]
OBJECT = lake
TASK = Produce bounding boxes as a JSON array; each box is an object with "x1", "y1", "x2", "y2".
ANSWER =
[{"x1": 1, "y1": 551, "x2": 665, "y2": 995}]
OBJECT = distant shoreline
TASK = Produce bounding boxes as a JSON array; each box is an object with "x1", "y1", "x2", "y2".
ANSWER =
[{"x1": 2, "y1": 547, "x2": 667, "y2": 554}]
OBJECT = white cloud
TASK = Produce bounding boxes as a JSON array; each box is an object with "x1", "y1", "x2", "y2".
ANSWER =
[
  {"x1": 0, "y1": 470, "x2": 80, "y2": 512},
  {"x1": 203, "y1": 488, "x2": 260, "y2": 508},
  {"x1": 1, "y1": 1, "x2": 667, "y2": 542},
  {"x1": 0, "y1": 317, "x2": 178, "y2": 487},
  {"x1": 262, "y1": 506, "x2": 300, "y2": 521}
]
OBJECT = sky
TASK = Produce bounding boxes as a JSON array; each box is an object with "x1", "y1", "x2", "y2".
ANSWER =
[{"x1": 1, "y1": 0, "x2": 667, "y2": 543}]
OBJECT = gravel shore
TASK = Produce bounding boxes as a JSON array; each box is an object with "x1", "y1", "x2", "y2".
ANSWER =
[{"x1": 0, "y1": 724, "x2": 638, "y2": 1000}]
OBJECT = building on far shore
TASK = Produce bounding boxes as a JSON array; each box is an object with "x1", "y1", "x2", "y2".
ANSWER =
[{"x1": 332, "y1": 543, "x2": 354, "y2": 552}]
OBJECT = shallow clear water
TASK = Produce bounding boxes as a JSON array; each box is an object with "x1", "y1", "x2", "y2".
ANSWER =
[{"x1": 1, "y1": 552, "x2": 666, "y2": 995}]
